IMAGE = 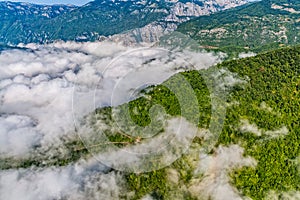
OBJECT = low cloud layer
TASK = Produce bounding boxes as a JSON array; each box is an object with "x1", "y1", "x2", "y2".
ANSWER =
[
  {"x1": 0, "y1": 115, "x2": 41, "y2": 157},
  {"x1": 0, "y1": 41, "x2": 224, "y2": 199},
  {"x1": 0, "y1": 161, "x2": 126, "y2": 200},
  {"x1": 1, "y1": 40, "x2": 296, "y2": 200},
  {"x1": 189, "y1": 145, "x2": 257, "y2": 200},
  {"x1": 0, "y1": 41, "x2": 223, "y2": 158},
  {"x1": 79, "y1": 116, "x2": 199, "y2": 172}
]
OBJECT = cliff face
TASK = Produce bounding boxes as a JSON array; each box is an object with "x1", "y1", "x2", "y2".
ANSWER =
[
  {"x1": 108, "y1": 0, "x2": 250, "y2": 45},
  {"x1": 0, "y1": 0, "x2": 249, "y2": 45}
]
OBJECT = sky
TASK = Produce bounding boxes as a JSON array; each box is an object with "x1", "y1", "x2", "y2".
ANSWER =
[{"x1": 0, "y1": 0, "x2": 92, "y2": 5}]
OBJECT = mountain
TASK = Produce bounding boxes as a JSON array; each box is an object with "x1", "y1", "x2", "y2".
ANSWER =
[
  {"x1": 0, "y1": 1, "x2": 77, "y2": 44},
  {"x1": 174, "y1": 0, "x2": 300, "y2": 55},
  {"x1": 86, "y1": 45, "x2": 300, "y2": 199},
  {"x1": 0, "y1": 1, "x2": 77, "y2": 18},
  {"x1": 107, "y1": 0, "x2": 251, "y2": 44},
  {"x1": 3, "y1": 45, "x2": 300, "y2": 200},
  {"x1": 0, "y1": 0, "x2": 249, "y2": 45},
  {"x1": 62, "y1": 45, "x2": 300, "y2": 199}
]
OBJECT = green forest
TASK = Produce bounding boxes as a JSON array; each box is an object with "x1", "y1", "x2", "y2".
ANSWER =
[
  {"x1": 105, "y1": 44, "x2": 300, "y2": 199},
  {"x1": 1, "y1": 45, "x2": 300, "y2": 199},
  {"x1": 174, "y1": 0, "x2": 300, "y2": 57}
]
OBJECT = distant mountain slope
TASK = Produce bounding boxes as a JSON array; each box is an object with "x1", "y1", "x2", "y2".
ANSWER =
[
  {"x1": 175, "y1": 0, "x2": 300, "y2": 55},
  {"x1": 0, "y1": 1, "x2": 76, "y2": 18},
  {"x1": 0, "y1": 1, "x2": 77, "y2": 44},
  {"x1": 0, "y1": 0, "x2": 249, "y2": 45}
]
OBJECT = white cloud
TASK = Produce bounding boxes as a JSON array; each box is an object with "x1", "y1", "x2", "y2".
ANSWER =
[
  {"x1": 78, "y1": 116, "x2": 199, "y2": 173},
  {"x1": 0, "y1": 161, "x2": 126, "y2": 200},
  {"x1": 238, "y1": 52, "x2": 256, "y2": 59},
  {"x1": 189, "y1": 145, "x2": 257, "y2": 200},
  {"x1": 0, "y1": 115, "x2": 41, "y2": 157},
  {"x1": 266, "y1": 190, "x2": 300, "y2": 200},
  {"x1": 0, "y1": 41, "x2": 223, "y2": 158},
  {"x1": 239, "y1": 119, "x2": 289, "y2": 138},
  {"x1": 211, "y1": 68, "x2": 248, "y2": 91},
  {"x1": 0, "y1": 41, "x2": 226, "y2": 199}
]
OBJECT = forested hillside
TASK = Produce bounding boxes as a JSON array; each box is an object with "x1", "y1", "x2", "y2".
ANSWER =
[
  {"x1": 175, "y1": 0, "x2": 300, "y2": 56},
  {"x1": 1, "y1": 45, "x2": 300, "y2": 199}
]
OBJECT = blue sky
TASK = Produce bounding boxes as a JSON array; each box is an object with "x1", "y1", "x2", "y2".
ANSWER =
[{"x1": 0, "y1": 0, "x2": 92, "y2": 5}]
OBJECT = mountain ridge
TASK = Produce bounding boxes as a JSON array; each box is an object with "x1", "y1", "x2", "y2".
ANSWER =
[
  {"x1": 0, "y1": 0, "x2": 250, "y2": 45},
  {"x1": 2, "y1": 43, "x2": 299, "y2": 200},
  {"x1": 174, "y1": 0, "x2": 300, "y2": 55}
]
